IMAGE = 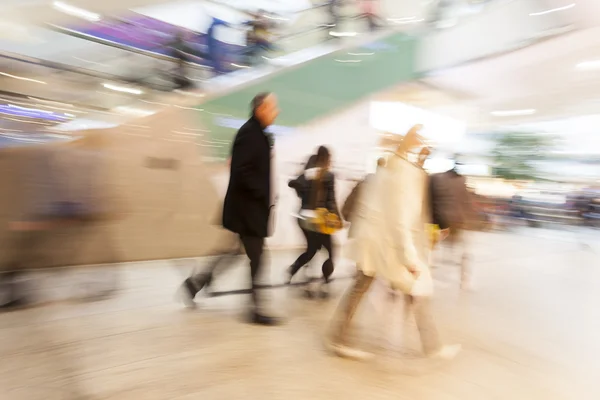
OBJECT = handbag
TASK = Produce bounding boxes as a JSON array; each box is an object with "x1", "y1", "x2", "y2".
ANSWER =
[{"x1": 299, "y1": 169, "x2": 342, "y2": 235}]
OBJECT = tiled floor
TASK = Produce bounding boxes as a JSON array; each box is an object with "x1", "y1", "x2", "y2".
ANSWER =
[{"x1": 1, "y1": 227, "x2": 599, "y2": 400}]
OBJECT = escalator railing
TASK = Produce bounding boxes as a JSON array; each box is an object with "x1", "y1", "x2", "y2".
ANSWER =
[{"x1": 39, "y1": 1, "x2": 366, "y2": 74}]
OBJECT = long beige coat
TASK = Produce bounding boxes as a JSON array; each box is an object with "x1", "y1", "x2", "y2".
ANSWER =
[{"x1": 348, "y1": 153, "x2": 432, "y2": 295}]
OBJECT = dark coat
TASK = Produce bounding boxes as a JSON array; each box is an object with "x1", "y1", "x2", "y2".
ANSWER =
[
  {"x1": 429, "y1": 169, "x2": 471, "y2": 230},
  {"x1": 222, "y1": 116, "x2": 272, "y2": 238},
  {"x1": 287, "y1": 154, "x2": 317, "y2": 202},
  {"x1": 300, "y1": 168, "x2": 340, "y2": 216}
]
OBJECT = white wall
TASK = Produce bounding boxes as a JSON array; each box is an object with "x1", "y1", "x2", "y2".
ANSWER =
[{"x1": 417, "y1": 0, "x2": 570, "y2": 72}]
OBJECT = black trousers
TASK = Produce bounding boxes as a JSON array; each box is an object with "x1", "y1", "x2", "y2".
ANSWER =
[
  {"x1": 290, "y1": 219, "x2": 334, "y2": 282},
  {"x1": 240, "y1": 235, "x2": 264, "y2": 309},
  {"x1": 190, "y1": 234, "x2": 265, "y2": 310}
]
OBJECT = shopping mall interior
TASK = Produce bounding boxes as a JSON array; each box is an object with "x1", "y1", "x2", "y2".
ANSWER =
[{"x1": 1, "y1": 0, "x2": 599, "y2": 399}]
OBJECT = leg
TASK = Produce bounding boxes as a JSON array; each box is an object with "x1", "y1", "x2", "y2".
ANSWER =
[
  {"x1": 181, "y1": 234, "x2": 242, "y2": 307},
  {"x1": 288, "y1": 226, "x2": 319, "y2": 279},
  {"x1": 191, "y1": 234, "x2": 241, "y2": 288},
  {"x1": 410, "y1": 296, "x2": 442, "y2": 355},
  {"x1": 456, "y1": 230, "x2": 472, "y2": 289},
  {"x1": 329, "y1": 270, "x2": 374, "y2": 345},
  {"x1": 240, "y1": 236, "x2": 264, "y2": 308},
  {"x1": 320, "y1": 234, "x2": 334, "y2": 282},
  {"x1": 410, "y1": 296, "x2": 461, "y2": 359},
  {"x1": 240, "y1": 235, "x2": 279, "y2": 325}
]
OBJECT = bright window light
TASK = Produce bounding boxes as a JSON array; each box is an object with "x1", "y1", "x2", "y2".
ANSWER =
[
  {"x1": 529, "y1": 3, "x2": 575, "y2": 16},
  {"x1": 52, "y1": 2, "x2": 101, "y2": 22},
  {"x1": 576, "y1": 60, "x2": 600, "y2": 71},
  {"x1": 0, "y1": 71, "x2": 47, "y2": 85},
  {"x1": 102, "y1": 83, "x2": 143, "y2": 95},
  {"x1": 329, "y1": 31, "x2": 358, "y2": 38},
  {"x1": 490, "y1": 109, "x2": 537, "y2": 117}
]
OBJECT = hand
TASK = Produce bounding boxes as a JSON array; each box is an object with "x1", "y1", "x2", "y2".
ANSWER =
[
  {"x1": 439, "y1": 228, "x2": 450, "y2": 241},
  {"x1": 407, "y1": 266, "x2": 420, "y2": 279}
]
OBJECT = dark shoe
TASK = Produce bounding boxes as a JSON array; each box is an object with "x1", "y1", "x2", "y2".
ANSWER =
[
  {"x1": 179, "y1": 278, "x2": 199, "y2": 308},
  {"x1": 249, "y1": 312, "x2": 282, "y2": 326},
  {"x1": 287, "y1": 264, "x2": 303, "y2": 284}
]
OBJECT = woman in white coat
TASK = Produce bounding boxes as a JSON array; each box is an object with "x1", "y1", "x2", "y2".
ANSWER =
[{"x1": 327, "y1": 125, "x2": 460, "y2": 360}]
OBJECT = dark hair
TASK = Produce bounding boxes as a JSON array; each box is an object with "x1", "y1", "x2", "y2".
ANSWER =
[
  {"x1": 250, "y1": 92, "x2": 272, "y2": 116},
  {"x1": 316, "y1": 146, "x2": 330, "y2": 167},
  {"x1": 305, "y1": 154, "x2": 318, "y2": 170}
]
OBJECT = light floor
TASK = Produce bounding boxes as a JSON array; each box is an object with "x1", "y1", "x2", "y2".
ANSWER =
[{"x1": 1, "y1": 227, "x2": 599, "y2": 400}]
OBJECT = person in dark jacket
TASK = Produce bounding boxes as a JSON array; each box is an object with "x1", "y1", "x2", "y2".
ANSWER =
[
  {"x1": 181, "y1": 92, "x2": 280, "y2": 325},
  {"x1": 287, "y1": 153, "x2": 321, "y2": 282},
  {"x1": 287, "y1": 146, "x2": 340, "y2": 298},
  {"x1": 429, "y1": 163, "x2": 473, "y2": 290}
]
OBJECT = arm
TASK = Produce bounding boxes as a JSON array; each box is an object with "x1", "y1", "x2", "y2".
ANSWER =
[
  {"x1": 288, "y1": 175, "x2": 306, "y2": 199},
  {"x1": 230, "y1": 132, "x2": 266, "y2": 200}
]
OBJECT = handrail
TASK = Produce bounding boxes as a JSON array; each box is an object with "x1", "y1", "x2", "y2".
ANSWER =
[
  {"x1": 202, "y1": 0, "x2": 328, "y2": 17},
  {"x1": 1, "y1": 12, "x2": 369, "y2": 89},
  {"x1": 0, "y1": 50, "x2": 135, "y2": 83},
  {"x1": 45, "y1": 9, "x2": 367, "y2": 61},
  {"x1": 45, "y1": 24, "x2": 211, "y2": 71}
]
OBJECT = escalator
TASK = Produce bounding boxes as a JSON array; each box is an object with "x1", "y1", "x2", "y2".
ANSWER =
[
  {"x1": 199, "y1": 31, "x2": 419, "y2": 160},
  {"x1": 1, "y1": 1, "x2": 417, "y2": 156},
  {"x1": 1, "y1": 2, "x2": 362, "y2": 87}
]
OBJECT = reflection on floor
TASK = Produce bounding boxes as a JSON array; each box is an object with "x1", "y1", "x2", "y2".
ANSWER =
[{"x1": 1, "y1": 228, "x2": 599, "y2": 400}]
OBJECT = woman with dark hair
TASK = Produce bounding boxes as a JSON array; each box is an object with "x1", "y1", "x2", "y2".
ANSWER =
[{"x1": 287, "y1": 146, "x2": 340, "y2": 298}]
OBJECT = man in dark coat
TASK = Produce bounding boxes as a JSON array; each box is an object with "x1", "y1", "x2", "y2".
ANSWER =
[
  {"x1": 181, "y1": 92, "x2": 280, "y2": 325},
  {"x1": 429, "y1": 163, "x2": 474, "y2": 290}
]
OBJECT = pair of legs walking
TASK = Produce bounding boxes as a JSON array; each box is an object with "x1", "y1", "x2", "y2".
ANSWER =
[
  {"x1": 435, "y1": 229, "x2": 472, "y2": 290},
  {"x1": 183, "y1": 233, "x2": 277, "y2": 324},
  {"x1": 329, "y1": 270, "x2": 459, "y2": 359},
  {"x1": 288, "y1": 219, "x2": 334, "y2": 295}
]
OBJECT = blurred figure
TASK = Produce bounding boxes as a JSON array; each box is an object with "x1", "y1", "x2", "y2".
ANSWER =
[
  {"x1": 180, "y1": 226, "x2": 243, "y2": 303},
  {"x1": 327, "y1": 125, "x2": 461, "y2": 361},
  {"x1": 341, "y1": 156, "x2": 386, "y2": 237},
  {"x1": 1, "y1": 141, "x2": 115, "y2": 310},
  {"x1": 288, "y1": 153, "x2": 320, "y2": 282},
  {"x1": 244, "y1": 11, "x2": 278, "y2": 64},
  {"x1": 183, "y1": 93, "x2": 280, "y2": 326},
  {"x1": 207, "y1": 17, "x2": 232, "y2": 74},
  {"x1": 429, "y1": 161, "x2": 473, "y2": 290},
  {"x1": 169, "y1": 31, "x2": 193, "y2": 90},
  {"x1": 287, "y1": 146, "x2": 341, "y2": 299},
  {"x1": 326, "y1": 0, "x2": 341, "y2": 28},
  {"x1": 358, "y1": 0, "x2": 384, "y2": 31}
]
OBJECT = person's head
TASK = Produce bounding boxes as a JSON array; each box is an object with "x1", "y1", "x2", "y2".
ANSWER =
[
  {"x1": 397, "y1": 124, "x2": 426, "y2": 154},
  {"x1": 305, "y1": 154, "x2": 318, "y2": 170},
  {"x1": 315, "y1": 146, "x2": 331, "y2": 170},
  {"x1": 251, "y1": 92, "x2": 279, "y2": 127}
]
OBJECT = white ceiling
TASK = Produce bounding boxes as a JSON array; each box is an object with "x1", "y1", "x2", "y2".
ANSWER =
[{"x1": 423, "y1": 25, "x2": 600, "y2": 126}]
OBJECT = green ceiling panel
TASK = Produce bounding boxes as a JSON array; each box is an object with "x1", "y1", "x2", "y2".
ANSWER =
[{"x1": 199, "y1": 32, "x2": 417, "y2": 159}]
